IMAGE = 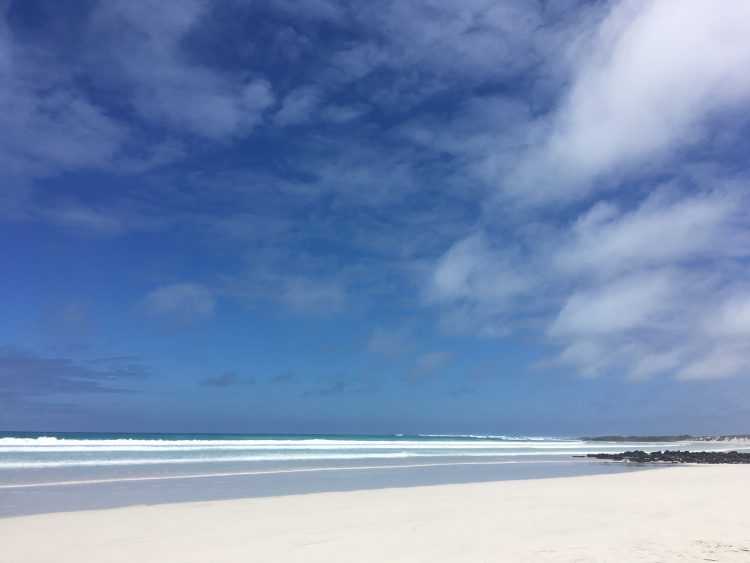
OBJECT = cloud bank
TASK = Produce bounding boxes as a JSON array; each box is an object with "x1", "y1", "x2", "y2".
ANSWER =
[{"x1": 427, "y1": 0, "x2": 750, "y2": 380}]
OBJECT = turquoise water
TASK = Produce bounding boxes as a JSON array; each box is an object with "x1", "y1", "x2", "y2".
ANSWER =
[
  {"x1": 3, "y1": 431, "x2": 742, "y2": 471},
  {"x1": 0, "y1": 431, "x2": 718, "y2": 472},
  {"x1": 0, "y1": 430, "x2": 737, "y2": 478},
  {"x1": 1, "y1": 431, "x2": 742, "y2": 516}
]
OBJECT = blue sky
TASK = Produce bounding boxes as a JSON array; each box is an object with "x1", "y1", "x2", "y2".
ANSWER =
[{"x1": 2, "y1": 0, "x2": 750, "y2": 435}]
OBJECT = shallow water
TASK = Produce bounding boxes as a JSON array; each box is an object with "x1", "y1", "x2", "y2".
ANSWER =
[{"x1": 0, "y1": 431, "x2": 739, "y2": 517}]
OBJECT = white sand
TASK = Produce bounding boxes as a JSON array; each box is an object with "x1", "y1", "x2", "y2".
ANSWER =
[{"x1": 1, "y1": 466, "x2": 749, "y2": 562}]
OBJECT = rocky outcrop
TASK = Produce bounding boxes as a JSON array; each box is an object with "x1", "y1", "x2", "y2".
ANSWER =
[{"x1": 586, "y1": 450, "x2": 750, "y2": 464}]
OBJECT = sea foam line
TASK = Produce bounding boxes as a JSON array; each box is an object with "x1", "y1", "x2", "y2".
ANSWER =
[
  {"x1": 0, "y1": 437, "x2": 587, "y2": 449},
  {"x1": 0, "y1": 459, "x2": 585, "y2": 489},
  {"x1": 0, "y1": 443, "x2": 599, "y2": 453},
  {"x1": 0, "y1": 450, "x2": 653, "y2": 469}
]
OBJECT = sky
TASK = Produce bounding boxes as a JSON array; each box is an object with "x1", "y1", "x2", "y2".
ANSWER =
[{"x1": 2, "y1": 0, "x2": 750, "y2": 436}]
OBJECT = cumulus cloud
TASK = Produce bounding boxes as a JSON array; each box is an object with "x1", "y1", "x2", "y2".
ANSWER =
[
  {"x1": 506, "y1": 0, "x2": 750, "y2": 203},
  {"x1": 143, "y1": 282, "x2": 215, "y2": 324}
]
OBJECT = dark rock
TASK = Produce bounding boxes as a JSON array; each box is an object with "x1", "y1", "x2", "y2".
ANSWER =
[{"x1": 585, "y1": 450, "x2": 750, "y2": 464}]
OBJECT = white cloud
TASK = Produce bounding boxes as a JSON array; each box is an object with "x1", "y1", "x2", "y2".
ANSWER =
[
  {"x1": 507, "y1": 0, "x2": 750, "y2": 203},
  {"x1": 428, "y1": 234, "x2": 533, "y2": 335},
  {"x1": 422, "y1": 1, "x2": 750, "y2": 383},
  {"x1": 352, "y1": 0, "x2": 546, "y2": 82},
  {"x1": 88, "y1": 1, "x2": 274, "y2": 139},
  {"x1": 0, "y1": 13, "x2": 126, "y2": 177},
  {"x1": 287, "y1": 141, "x2": 431, "y2": 206},
  {"x1": 5, "y1": 0, "x2": 750, "y2": 388},
  {"x1": 549, "y1": 271, "x2": 673, "y2": 338},
  {"x1": 319, "y1": 104, "x2": 368, "y2": 123},
  {"x1": 676, "y1": 346, "x2": 750, "y2": 381},
  {"x1": 45, "y1": 205, "x2": 126, "y2": 235},
  {"x1": 0, "y1": 1, "x2": 270, "y2": 233},
  {"x1": 430, "y1": 233, "x2": 529, "y2": 304},
  {"x1": 429, "y1": 180, "x2": 750, "y2": 379},
  {"x1": 555, "y1": 187, "x2": 746, "y2": 279},
  {"x1": 272, "y1": 0, "x2": 348, "y2": 22},
  {"x1": 143, "y1": 282, "x2": 215, "y2": 324},
  {"x1": 280, "y1": 277, "x2": 347, "y2": 314},
  {"x1": 705, "y1": 293, "x2": 750, "y2": 338},
  {"x1": 0, "y1": 5, "x2": 137, "y2": 231},
  {"x1": 274, "y1": 87, "x2": 321, "y2": 126}
]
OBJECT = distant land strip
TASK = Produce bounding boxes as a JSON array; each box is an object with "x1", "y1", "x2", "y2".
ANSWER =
[{"x1": 580, "y1": 435, "x2": 750, "y2": 442}]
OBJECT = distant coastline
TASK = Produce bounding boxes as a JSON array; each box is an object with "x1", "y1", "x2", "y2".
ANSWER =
[{"x1": 581, "y1": 434, "x2": 750, "y2": 442}]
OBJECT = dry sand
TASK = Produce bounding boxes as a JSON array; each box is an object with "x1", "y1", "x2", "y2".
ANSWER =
[{"x1": 1, "y1": 465, "x2": 749, "y2": 562}]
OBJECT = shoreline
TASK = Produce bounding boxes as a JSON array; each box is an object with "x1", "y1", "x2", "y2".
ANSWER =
[
  {"x1": 0, "y1": 458, "x2": 593, "y2": 490},
  {"x1": 0, "y1": 457, "x2": 655, "y2": 518},
  {"x1": 1, "y1": 466, "x2": 748, "y2": 562}
]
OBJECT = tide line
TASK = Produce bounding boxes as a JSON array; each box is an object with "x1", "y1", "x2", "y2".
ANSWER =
[{"x1": 0, "y1": 459, "x2": 583, "y2": 489}]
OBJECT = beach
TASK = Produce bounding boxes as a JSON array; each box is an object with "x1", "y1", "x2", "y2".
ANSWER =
[{"x1": 1, "y1": 465, "x2": 749, "y2": 562}]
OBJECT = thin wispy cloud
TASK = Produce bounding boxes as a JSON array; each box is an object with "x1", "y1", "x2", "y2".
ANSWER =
[
  {"x1": 0, "y1": 349, "x2": 149, "y2": 397},
  {"x1": 201, "y1": 371, "x2": 255, "y2": 388},
  {"x1": 143, "y1": 282, "x2": 215, "y2": 325},
  {"x1": 366, "y1": 327, "x2": 413, "y2": 361},
  {"x1": 271, "y1": 372, "x2": 297, "y2": 385},
  {"x1": 405, "y1": 351, "x2": 453, "y2": 384}
]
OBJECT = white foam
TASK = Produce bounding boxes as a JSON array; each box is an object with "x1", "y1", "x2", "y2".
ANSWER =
[
  {"x1": 0, "y1": 452, "x2": 417, "y2": 468},
  {"x1": 1, "y1": 436, "x2": 729, "y2": 473},
  {"x1": 0, "y1": 436, "x2": 591, "y2": 452},
  {"x1": 418, "y1": 434, "x2": 555, "y2": 441},
  {"x1": 0, "y1": 449, "x2": 668, "y2": 469}
]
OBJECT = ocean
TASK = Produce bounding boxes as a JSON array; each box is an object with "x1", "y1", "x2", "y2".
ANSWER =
[{"x1": 0, "y1": 432, "x2": 741, "y2": 516}]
